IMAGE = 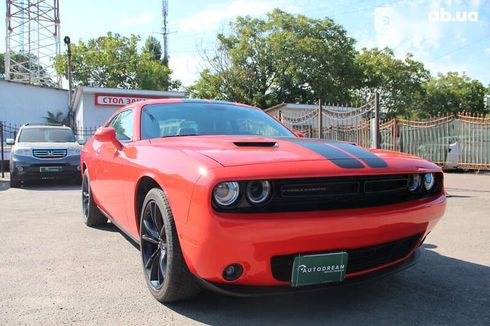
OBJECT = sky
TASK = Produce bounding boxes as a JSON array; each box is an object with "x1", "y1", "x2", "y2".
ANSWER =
[{"x1": 1, "y1": 0, "x2": 489, "y2": 88}]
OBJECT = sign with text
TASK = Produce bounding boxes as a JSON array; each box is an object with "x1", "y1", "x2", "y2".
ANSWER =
[{"x1": 95, "y1": 94, "x2": 157, "y2": 107}]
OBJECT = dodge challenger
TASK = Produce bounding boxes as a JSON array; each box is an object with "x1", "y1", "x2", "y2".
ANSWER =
[{"x1": 81, "y1": 99, "x2": 446, "y2": 302}]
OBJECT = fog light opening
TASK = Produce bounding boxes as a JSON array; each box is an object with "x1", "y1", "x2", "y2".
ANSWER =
[
  {"x1": 223, "y1": 263, "x2": 243, "y2": 281},
  {"x1": 17, "y1": 166, "x2": 24, "y2": 172}
]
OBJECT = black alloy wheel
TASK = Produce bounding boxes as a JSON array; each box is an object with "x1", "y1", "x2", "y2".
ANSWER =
[
  {"x1": 82, "y1": 174, "x2": 90, "y2": 218},
  {"x1": 141, "y1": 199, "x2": 168, "y2": 289},
  {"x1": 139, "y1": 188, "x2": 200, "y2": 302},
  {"x1": 81, "y1": 170, "x2": 107, "y2": 226}
]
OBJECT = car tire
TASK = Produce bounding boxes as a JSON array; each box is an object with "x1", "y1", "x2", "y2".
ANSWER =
[
  {"x1": 140, "y1": 188, "x2": 200, "y2": 303},
  {"x1": 10, "y1": 174, "x2": 21, "y2": 188},
  {"x1": 82, "y1": 170, "x2": 107, "y2": 227}
]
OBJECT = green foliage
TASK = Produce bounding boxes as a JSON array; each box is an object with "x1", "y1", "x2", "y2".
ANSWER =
[
  {"x1": 0, "y1": 53, "x2": 4, "y2": 78},
  {"x1": 421, "y1": 72, "x2": 486, "y2": 117},
  {"x1": 44, "y1": 111, "x2": 70, "y2": 125},
  {"x1": 142, "y1": 36, "x2": 163, "y2": 62},
  {"x1": 190, "y1": 9, "x2": 486, "y2": 117},
  {"x1": 356, "y1": 48, "x2": 430, "y2": 118},
  {"x1": 54, "y1": 32, "x2": 180, "y2": 91},
  {"x1": 189, "y1": 9, "x2": 360, "y2": 108}
]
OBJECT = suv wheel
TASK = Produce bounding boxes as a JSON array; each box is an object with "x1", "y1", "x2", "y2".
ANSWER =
[
  {"x1": 10, "y1": 173, "x2": 21, "y2": 188},
  {"x1": 82, "y1": 170, "x2": 107, "y2": 226}
]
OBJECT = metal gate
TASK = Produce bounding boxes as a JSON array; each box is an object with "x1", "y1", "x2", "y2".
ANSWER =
[{"x1": 270, "y1": 96, "x2": 380, "y2": 147}]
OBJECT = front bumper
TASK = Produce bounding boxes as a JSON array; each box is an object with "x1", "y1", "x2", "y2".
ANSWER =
[
  {"x1": 10, "y1": 155, "x2": 81, "y2": 181},
  {"x1": 181, "y1": 192, "x2": 446, "y2": 287},
  {"x1": 195, "y1": 249, "x2": 421, "y2": 296}
]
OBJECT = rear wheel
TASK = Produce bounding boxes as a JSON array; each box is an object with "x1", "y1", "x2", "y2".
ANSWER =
[
  {"x1": 140, "y1": 188, "x2": 200, "y2": 302},
  {"x1": 82, "y1": 170, "x2": 107, "y2": 227}
]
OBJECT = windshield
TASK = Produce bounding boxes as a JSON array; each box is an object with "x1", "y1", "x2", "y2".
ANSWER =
[
  {"x1": 140, "y1": 102, "x2": 294, "y2": 139},
  {"x1": 18, "y1": 128, "x2": 76, "y2": 143}
]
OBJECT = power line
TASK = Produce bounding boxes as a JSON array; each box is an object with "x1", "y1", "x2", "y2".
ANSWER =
[{"x1": 427, "y1": 34, "x2": 490, "y2": 63}]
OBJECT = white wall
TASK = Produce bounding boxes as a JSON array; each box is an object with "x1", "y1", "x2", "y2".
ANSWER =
[{"x1": 0, "y1": 80, "x2": 68, "y2": 126}]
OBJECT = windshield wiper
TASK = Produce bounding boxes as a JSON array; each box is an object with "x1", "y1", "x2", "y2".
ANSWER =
[{"x1": 161, "y1": 134, "x2": 198, "y2": 138}]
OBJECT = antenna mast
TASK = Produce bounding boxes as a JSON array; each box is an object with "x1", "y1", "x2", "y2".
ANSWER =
[
  {"x1": 162, "y1": 0, "x2": 168, "y2": 66},
  {"x1": 5, "y1": 0, "x2": 61, "y2": 87}
]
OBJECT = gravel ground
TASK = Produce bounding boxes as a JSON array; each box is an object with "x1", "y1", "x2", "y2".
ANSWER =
[{"x1": 0, "y1": 172, "x2": 489, "y2": 325}]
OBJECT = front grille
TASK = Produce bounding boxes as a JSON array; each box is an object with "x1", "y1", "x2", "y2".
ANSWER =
[
  {"x1": 270, "y1": 233, "x2": 422, "y2": 282},
  {"x1": 216, "y1": 173, "x2": 443, "y2": 213},
  {"x1": 33, "y1": 149, "x2": 67, "y2": 159}
]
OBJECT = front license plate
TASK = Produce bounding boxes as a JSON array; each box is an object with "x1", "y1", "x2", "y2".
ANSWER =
[
  {"x1": 40, "y1": 166, "x2": 62, "y2": 173},
  {"x1": 291, "y1": 252, "x2": 348, "y2": 287}
]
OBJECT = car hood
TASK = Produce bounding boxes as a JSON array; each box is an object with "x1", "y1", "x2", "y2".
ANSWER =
[
  {"x1": 15, "y1": 142, "x2": 80, "y2": 149},
  {"x1": 150, "y1": 136, "x2": 411, "y2": 168}
]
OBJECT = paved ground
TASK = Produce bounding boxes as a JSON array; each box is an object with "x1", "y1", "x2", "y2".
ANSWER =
[{"x1": 0, "y1": 173, "x2": 489, "y2": 325}]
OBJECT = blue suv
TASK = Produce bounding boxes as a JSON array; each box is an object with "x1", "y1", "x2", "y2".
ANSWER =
[{"x1": 6, "y1": 124, "x2": 82, "y2": 187}]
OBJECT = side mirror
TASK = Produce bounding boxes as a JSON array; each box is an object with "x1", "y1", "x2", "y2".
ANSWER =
[
  {"x1": 293, "y1": 130, "x2": 304, "y2": 138},
  {"x1": 94, "y1": 127, "x2": 122, "y2": 149},
  {"x1": 77, "y1": 138, "x2": 86, "y2": 145},
  {"x1": 6, "y1": 138, "x2": 15, "y2": 145}
]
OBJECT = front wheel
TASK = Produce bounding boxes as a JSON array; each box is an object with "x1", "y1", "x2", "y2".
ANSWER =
[
  {"x1": 82, "y1": 170, "x2": 107, "y2": 227},
  {"x1": 140, "y1": 188, "x2": 200, "y2": 302},
  {"x1": 9, "y1": 173, "x2": 21, "y2": 188}
]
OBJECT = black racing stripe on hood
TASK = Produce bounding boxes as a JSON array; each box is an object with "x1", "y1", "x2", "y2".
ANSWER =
[
  {"x1": 331, "y1": 142, "x2": 388, "y2": 168},
  {"x1": 286, "y1": 139, "x2": 365, "y2": 169}
]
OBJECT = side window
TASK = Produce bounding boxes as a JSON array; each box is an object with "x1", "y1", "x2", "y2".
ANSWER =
[{"x1": 109, "y1": 110, "x2": 134, "y2": 141}]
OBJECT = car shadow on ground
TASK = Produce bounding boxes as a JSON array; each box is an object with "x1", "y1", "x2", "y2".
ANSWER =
[
  {"x1": 166, "y1": 244, "x2": 490, "y2": 325},
  {"x1": 93, "y1": 222, "x2": 140, "y2": 250},
  {"x1": 16, "y1": 179, "x2": 81, "y2": 191}
]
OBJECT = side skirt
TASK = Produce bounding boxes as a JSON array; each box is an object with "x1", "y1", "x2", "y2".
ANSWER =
[{"x1": 98, "y1": 206, "x2": 141, "y2": 247}]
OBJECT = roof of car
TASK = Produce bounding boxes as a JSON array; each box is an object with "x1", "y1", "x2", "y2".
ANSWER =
[
  {"x1": 21, "y1": 124, "x2": 71, "y2": 129},
  {"x1": 131, "y1": 98, "x2": 258, "y2": 110}
]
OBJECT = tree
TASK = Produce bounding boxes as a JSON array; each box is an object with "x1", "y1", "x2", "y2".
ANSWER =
[
  {"x1": 356, "y1": 48, "x2": 430, "y2": 118},
  {"x1": 54, "y1": 32, "x2": 180, "y2": 91},
  {"x1": 0, "y1": 53, "x2": 4, "y2": 79},
  {"x1": 421, "y1": 72, "x2": 486, "y2": 117},
  {"x1": 189, "y1": 9, "x2": 361, "y2": 108},
  {"x1": 44, "y1": 111, "x2": 70, "y2": 125},
  {"x1": 142, "y1": 36, "x2": 163, "y2": 62}
]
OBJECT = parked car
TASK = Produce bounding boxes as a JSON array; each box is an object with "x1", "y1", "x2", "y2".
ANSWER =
[
  {"x1": 81, "y1": 99, "x2": 446, "y2": 302},
  {"x1": 416, "y1": 136, "x2": 458, "y2": 169},
  {"x1": 7, "y1": 124, "x2": 83, "y2": 187}
]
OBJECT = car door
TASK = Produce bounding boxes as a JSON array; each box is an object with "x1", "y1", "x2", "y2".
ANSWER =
[{"x1": 94, "y1": 109, "x2": 134, "y2": 224}]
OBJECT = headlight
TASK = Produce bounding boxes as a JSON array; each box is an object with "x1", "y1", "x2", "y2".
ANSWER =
[
  {"x1": 213, "y1": 182, "x2": 240, "y2": 208},
  {"x1": 407, "y1": 174, "x2": 421, "y2": 192},
  {"x1": 246, "y1": 180, "x2": 272, "y2": 205},
  {"x1": 13, "y1": 148, "x2": 31, "y2": 156},
  {"x1": 68, "y1": 147, "x2": 81, "y2": 156},
  {"x1": 423, "y1": 173, "x2": 435, "y2": 190}
]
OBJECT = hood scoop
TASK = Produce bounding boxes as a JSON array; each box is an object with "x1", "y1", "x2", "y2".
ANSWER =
[{"x1": 233, "y1": 141, "x2": 277, "y2": 147}]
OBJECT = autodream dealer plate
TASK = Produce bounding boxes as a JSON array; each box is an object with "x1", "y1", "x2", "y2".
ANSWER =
[{"x1": 291, "y1": 252, "x2": 348, "y2": 287}]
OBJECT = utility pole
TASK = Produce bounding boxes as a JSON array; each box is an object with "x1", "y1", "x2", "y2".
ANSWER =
[{"x1": 162, "y1": 0, "x2": 169, "y2": 66}]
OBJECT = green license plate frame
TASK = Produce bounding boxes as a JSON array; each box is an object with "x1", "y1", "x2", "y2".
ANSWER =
[{"x1": 291, "y1": 251, "x2": 348, "y2": 287}]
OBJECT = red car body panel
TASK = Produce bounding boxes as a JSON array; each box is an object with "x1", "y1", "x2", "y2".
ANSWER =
[{"x1": 81, "y1": 99, "x2": 446, "y2": 288}]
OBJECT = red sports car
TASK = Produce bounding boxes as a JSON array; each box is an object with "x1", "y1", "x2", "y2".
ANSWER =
[{"x1": 81, "y1": 99, "x2": 446, "y2": 302}]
